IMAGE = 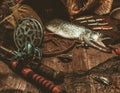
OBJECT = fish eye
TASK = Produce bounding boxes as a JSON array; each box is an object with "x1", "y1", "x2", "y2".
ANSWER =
[{"x1": 91, "y1": 33, "x2": 99, "y2": 40}]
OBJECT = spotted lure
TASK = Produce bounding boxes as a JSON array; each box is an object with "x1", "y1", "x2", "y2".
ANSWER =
[{"x1": 46, "y1": 19, "x2": 111, "y2": 53}]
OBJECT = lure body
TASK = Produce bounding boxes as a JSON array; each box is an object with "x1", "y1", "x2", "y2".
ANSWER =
[
  {"x1": 46, "y1": 19, "x2": 87, "y2": 39},
  {"x1": 46, "y1": 19, "x2": 111, "y2": 53}
]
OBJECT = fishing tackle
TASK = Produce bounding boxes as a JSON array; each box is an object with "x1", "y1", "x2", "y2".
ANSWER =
[
  {"x1": 88, "y1": 22, "x2": 108, "y2": 26},
  {"x1": 0, "y1": 16, "x2": 65, "y2": 92},
  {"x1": 79, "y1": 18, "x2": 104, "y2": 23},
  {"x1": 38, "y1": 64, "x2": 65, "y2": 83},
  {"x1": 92, "y1": 26, "x2": 113, "y2": 30},
  {"x1": 46, "y1": 19, "x2": 112, "y2": 53},
  {"x1": 13, "y1": 18, "x2": 44, "y2": 50},
  {"x1": 0, "y1": 44, "x2": 66, "y2": 93},
  {"x1": 75, "y1": 16, "x2": 93, "y2": 21},
  {"x1": 92, "y1": 76, "x2": 112, "y2": 86},
  {"x1": 74, "y1": 16, "x2": 111, "y2": 31}
]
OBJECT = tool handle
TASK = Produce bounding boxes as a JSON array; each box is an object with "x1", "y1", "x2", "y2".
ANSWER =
[
  {"x1": 11, "y1": 61, "x2": 66, "y2": 93},
  {"x1": 37, "y1": 64, "x2": 64, "y2": 82},
  {"x1": 0, "y1": 46, "x2": 66, "y2": 93}
]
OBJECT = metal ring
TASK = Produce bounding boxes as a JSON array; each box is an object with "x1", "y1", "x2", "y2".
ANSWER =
[{"x1": 14, "y1": 18, "x2": 44, "y2": 50}]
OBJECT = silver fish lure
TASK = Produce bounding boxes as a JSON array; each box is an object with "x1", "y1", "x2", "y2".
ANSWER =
[{"x1": 46, "y1": 19, "x2": 111, "y2": 53}]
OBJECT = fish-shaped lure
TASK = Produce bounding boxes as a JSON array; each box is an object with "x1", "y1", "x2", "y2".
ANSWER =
[{"x1": 46, "y1": 19, "x2": 111, "y2": 53}]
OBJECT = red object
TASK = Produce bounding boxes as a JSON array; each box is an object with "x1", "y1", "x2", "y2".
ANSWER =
[
  {"x1": 113, "y1": 48, "x2": 120, "y2": 55},
  {"x1": 10, "y1": 60, "x2": 65, "y2": 93},
  {"x1": 102, "y1": 26, "x2": 113, "y2": 30},
  {"x1": 22, "y1": 68, "x2": 33, "y2": 77},
  {"x1": 21, "y1": 68, "x2": 63, "y2": 93},
  {"x1": 93, "y1": 26, "x2": 113, "y2": 30},
  {"x1": 12, "y1": 61, "x2": 17, "y2": 69},
  {"x1": 32, "y1": 74, "x2": 61, "y2": 93}
]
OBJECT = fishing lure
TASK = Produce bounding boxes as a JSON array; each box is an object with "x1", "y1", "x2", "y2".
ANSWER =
[
  {"x1": 93, "y1": 76, "x2": 112, "y2": 86},
  {"x1": 46, "y1": 19, "x2": 112, "y2": 53}
]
